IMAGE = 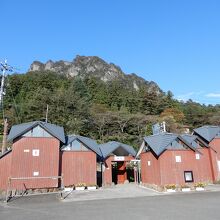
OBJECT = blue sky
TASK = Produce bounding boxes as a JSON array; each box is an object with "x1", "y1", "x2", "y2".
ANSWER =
[{"x1": 1, "y1": 0, "x2": 220, "y2": 105}]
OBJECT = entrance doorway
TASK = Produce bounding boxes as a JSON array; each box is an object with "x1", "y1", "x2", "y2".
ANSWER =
[{"x1": 111, "y1": 161, "x2": 134, "y2": 184}]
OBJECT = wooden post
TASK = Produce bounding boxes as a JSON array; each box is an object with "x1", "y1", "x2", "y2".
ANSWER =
[
  {"x1": 60, "y1": 174, "x2": 64, "y2": 200},
  {"x1": 134, "y1": 167, "x2": 137, "y2": 184},
  {"x1": 2, "y1": 118, "x2": 8, "y2": 154},
  {"x1": 138, "y1": 162, "x2": 141, "y2": 184},
  {"x1": 6, "y1": 177, "x2": 11, "y2": 203}
]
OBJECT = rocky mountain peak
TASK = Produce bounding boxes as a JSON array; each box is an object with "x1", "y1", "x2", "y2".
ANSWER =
[{"x1": 29, "y1": 55, "x2": 162, "y2": 93}]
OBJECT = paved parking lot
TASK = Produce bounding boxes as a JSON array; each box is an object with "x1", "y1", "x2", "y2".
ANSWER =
[
  {"x1": 1, "y1": 190, "x2": 220, "y2": 220},
  {"x1": 61, "y1": 183, "x2": 220, "y2": 202},
  {"x1": 62, "y1": 184, "x2": 161, "y2": 202},
  {"x1": 1, "y1": 184, "x2": 220, "y2": 220}
]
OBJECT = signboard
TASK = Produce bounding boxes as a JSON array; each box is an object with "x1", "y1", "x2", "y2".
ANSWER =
[
  {"x1": 33, "y1": 171, "x2": 39, "y2": 176},
  {"x1": 175, "y1": 155, "x2": 181, "y2": 163},
  {"x1": 114, "y1": 156, "x2": 125, "y2": 161},
  {"x1": 195, "y1": 153, "x2": 200, "y2": 160},
  {"x1": 32, "y1": 149, "x2": 40, "y2": 157}
]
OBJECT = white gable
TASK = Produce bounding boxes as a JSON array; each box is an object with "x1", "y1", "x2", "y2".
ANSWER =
[
  {"x1": 23, "y1": 125, "x2": 52, "y2": 138},
  {"x1": 62, "y1": 139, "x2": 90, "y2": 151}
]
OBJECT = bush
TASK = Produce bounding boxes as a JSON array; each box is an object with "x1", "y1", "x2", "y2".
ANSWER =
[
  {"x1": 165, "y1": 184, "x2": 176, "y2": 190},
  {"x1": 194, "y1": 182, "x2": 206, "y2": 188},
  {"x1": 75, "y1": 183, "x2": 86, "y2": 187},
  {"x1": 181, "y1": 184, "x2": 190, "y2": 189}
]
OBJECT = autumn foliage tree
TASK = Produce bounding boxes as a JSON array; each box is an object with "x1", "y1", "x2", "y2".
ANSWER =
[{"x1": 160, "y1": 108, "x2": 185, "y2": 123}]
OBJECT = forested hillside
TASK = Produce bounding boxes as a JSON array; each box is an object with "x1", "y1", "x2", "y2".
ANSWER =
[{"x1": 2, "y1": 56, "x2": 220, "y2": 149}]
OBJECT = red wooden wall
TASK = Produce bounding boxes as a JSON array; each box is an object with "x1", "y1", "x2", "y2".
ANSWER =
[
  {"x1": 140, "y1": 152, "x2": 161, "y2": 185},
  {"x1": 0, "y1": 152, "x2": 12, "y2": 190},
  {"x1": 209, "y1": 138, "x2": 220, "y2": 181},
  {"x1": 10, "y1": 137, "x2": 60, "y2": 190},
  {"x1": 159, "y1": 149, "x2": 213, "y2": 185},
  {"x1": 61, "y1": 151, "x2": 97, "y2": 186},
  {"x1": 103, "y1": 156, "x2": 134, "y2": 185},
  {"x1": 141, "y1": 148, "x2": 214, "y2": 186}
]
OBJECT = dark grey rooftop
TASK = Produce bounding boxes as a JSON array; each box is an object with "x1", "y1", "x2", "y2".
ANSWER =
[
  {"x1": 193, "y1": 126, "x2": 220, "y2": 143},
  {"x1": 99, "y1": 141, "x2": 136, "y2": 158},
  {"x1": 0, "y1": 149, "x2": 12, "y2": 159},
  {"x1": 180, "y1": 134, "x2": 198, "y2": 148},
  {"x1": 143, "y1": 132, "x2": 197, "y2": 157},
  {"x1": 64, "y1": 134, "x2": 102, "y2": 157},
  {"x1": 8, "y1": 121, "x2": 66, "y2": 143}
]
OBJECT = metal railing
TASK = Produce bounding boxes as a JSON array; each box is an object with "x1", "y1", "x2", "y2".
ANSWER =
[{"x1": 6, "y1": 175, "x2": 64, "y2": 202}]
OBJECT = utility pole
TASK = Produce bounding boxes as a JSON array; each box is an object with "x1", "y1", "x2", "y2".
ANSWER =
[
  {"x1": 0, "y1": 60, "x2": 14, "y2": 154},
  {"x1": 0, "y1": 60, "x2": 7, "y2": 105},
  {"x1": 45, "y1": 104, "x2": 49, "y2": 123},
  {"x1": 2, "y1": 118, "x2": 8, "y2": 154}
]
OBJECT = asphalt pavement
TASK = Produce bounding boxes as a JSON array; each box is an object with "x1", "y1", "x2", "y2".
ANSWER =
[{"x1": 1, "y1": 186, "x2": 220, "y2": 220}]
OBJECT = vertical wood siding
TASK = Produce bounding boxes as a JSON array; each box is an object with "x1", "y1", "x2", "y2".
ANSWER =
[
  {"x1": 140, "y1": 152, "x2": 161, "y2": 185},
  {"x1": 103, "y1": 156, "x2": 134, "y2": 185},
  {"x1": 61, "y1": 151, "x2": 97, "y2": 186},
  {"x1": 141, "y1": 148, "x2": 214, "y2": 186},
  {"x1": 117, "y1": 162, "x2": 127, "y2": 184},
  {"x1": 10, "y1": 137, "x2": 60, "y2": 190},
  {"x1": 209, "y1": 138, "x2": 220, "y2": 181},
  {"x1": 159, "y1": 149, "x2": 213, "y2": 185},
  {"x1": 0, "y1": 152, "x2": 12, "y2": 190}
]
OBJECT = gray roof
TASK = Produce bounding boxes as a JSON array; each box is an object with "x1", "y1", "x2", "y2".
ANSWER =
[
  {"x1": 194, "y1": 126, "x2": 220, "y2": 143},
  {"x1": 99, "y1": 141, "x2": 136, "y2": 158},
  {"x1": 8, "y1": 121, "x2": 65, "y2": 143},
  {"x1": 180, "y1": 134, "x2": 198, "y2": 148},
  {"x1": 0, "y1": 149, "x2": 12, "y2": 159},
  {"x1": 63, "y1": 135, "x2": 102, "y2": 157},
  {"x1": 143, "y1": 133, "x2": 197, "y2": 157}
]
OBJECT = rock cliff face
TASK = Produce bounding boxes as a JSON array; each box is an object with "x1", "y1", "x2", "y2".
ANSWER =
[{"x1": 29, "y1": 55, "x2": 162, "y2": 93}]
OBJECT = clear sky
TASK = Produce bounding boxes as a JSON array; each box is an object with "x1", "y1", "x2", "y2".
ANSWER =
[{"x1": 1, "y1": 0, "x2": 220, "y2": 105}]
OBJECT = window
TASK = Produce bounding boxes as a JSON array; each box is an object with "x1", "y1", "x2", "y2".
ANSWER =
[
  {"x1": 184, "y1": 171, "x2": 194, "y2": 182},
  {"x1": 195, "y1": 153, "x2": 200, "y2": 160},
  {"x1": 175, "y1": 156, "x2": 181, "y2": 163},
  {"x1": 147, "y1": 161, "x2": 151, "y2": 166},
  {"x1": 32, "y1": 149, "x2": 40, "y2": 156}
]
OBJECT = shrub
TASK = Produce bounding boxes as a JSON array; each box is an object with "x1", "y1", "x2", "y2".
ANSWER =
[
  {"x1": 194, "y1": 182, "x2": 206, "y2": 188},
  {"x1": 165, "y1": 184, "x2": 176, "y2": 190},
  {"x1": 181, "y1": 184, "x2": 190, "y2": 189},
  {"x1": 75, "y1": 183, "x2": 86, "y2": 187}
]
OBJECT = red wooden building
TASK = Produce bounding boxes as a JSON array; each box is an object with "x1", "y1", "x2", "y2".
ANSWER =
[
  {"x1": 99, "y1": 141, "x2": 136, "y2": 185},
  {"x1": 193, "y1": 126, "x2": 220, "y2": 182},
  {"x1": 138, "y1": 132, "x2": 214, "y2": 186},
  {"x1": 0, "y1": 121, "x2": 65, "y2": 190},
  {"x1": 61, "y1": 135, "x2": 102, "y2": 187},
  {"x1": 0, "y1": 121, "x2": 137, "y2": 191}
]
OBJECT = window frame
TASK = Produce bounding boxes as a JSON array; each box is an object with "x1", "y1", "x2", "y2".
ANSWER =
[{"x1": 184, "y1": 171, "x2": 194, "y2": 183}]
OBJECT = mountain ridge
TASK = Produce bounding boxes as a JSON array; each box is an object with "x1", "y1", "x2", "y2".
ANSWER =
[{"x1": 29, "y1": 55, "x2": 162, "y2": 94}]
